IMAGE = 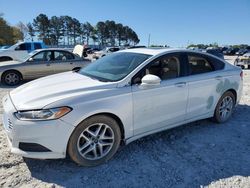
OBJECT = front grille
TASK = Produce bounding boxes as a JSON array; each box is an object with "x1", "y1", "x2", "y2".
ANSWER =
[{"x1": 8, "y1": 119, "x2": 13, "y2": 129}]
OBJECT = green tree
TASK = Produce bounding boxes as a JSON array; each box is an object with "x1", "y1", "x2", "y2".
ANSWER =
[
  {"x1": 50, "y1": 16, "x2": 64, "y2": 45},
  {"x1": 27, "y1": 23, "x2": 35, "y2": 41},
  {"x1": 33, "y1": 13, "x2": 50, "y2": 44},
  {"x1": 81, "y1": 22, "x2": 94, "y2": 45}
]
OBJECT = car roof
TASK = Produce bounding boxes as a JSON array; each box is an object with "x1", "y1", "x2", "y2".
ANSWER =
[
  {"x1": 35, "y1": 48, "x2": 72, "y2": 52},
  {"x1": 120, "y1": 48, "x2": 211, "y2": 56},
  {"x1": 120, "y1": 48, "x2": 180, "y2": 56}
]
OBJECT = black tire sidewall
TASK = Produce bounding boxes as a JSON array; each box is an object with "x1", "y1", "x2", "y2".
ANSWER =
[{"x1": 67, "y1": 115, "x2": 121, "y2": 166}]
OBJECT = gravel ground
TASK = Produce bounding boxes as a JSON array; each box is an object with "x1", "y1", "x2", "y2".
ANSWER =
[{"x1": 0, "y1": 56, "x2": 249, "y2": 188}]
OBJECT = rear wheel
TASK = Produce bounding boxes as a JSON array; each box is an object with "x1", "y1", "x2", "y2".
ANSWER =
[
  {"x1": 213, "y1": 91, "x2": 235, "y2": 123},
  {"x1": 2, "y1": 71, "x2": 22, "y2": 86},
  {"x1": 68, "y1": 115, "x2": 121, "y2": 166}
]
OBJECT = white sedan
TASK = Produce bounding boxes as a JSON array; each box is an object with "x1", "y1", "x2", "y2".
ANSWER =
[{"x1": 2, "y1": 48, "x2": 243, "y2": 166}]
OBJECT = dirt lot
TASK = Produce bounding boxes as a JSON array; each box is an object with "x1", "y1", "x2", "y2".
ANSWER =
[{"x1": 0, "y1": 56, "x2": 249, "y2": 188}]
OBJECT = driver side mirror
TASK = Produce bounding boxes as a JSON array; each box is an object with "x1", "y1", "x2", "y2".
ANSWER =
[
  {"x1": 140, "y1": 74, "x2": 161, "y2": 89},
  {"x1": 28, "y1": 57, "x2": 34, "y2": 62}
]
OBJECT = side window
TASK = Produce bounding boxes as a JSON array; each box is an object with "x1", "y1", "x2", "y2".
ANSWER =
[
  {"x1": 31, "y1": 51, "x2": 52, "y2": 62},
  {"x1": 15, "y1": 43, "x2": 27, "y2": 51},
  {"x1": 132, "y1": 54, "x2": 181, "y2": 84},
  {"x1": 34, "y1": 43, "x2": 42, "y2": 49},
  {"x1": 54, "y1": 51, "x2": 74, "y2": 61},
  {"x1": 188, "y1": 55, "x2": 214, "y2": 75}
]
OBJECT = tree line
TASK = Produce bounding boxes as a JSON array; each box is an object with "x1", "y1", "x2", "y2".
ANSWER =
[
  {"x1": 26, "y1": 14, "x2": 140, "y2": 46},
  {"x1": 0, "y1": 13, "x2": 140, "y2": 47}
]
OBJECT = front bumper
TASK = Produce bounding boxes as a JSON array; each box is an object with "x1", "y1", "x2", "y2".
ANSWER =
[{"x1": 2, "y1": 94, "x2": 75, "y2": 159}]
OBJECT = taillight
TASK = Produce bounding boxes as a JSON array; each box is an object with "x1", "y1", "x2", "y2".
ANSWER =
[{"x1": 240, "y1": 71, "x2": 243, "y2": 80}]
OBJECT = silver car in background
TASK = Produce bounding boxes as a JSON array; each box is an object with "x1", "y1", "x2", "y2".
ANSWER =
[{"x1": 0, "y1": 49, "x2": 90, "y2": 85}]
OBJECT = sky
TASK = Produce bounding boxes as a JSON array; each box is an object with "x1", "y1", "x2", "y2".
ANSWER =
[{"x1": 1, "y1": 0, "x2": 250, "y2": 47}]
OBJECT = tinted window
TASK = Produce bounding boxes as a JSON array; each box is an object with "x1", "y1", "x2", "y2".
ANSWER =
[
  {"x1": 54, "y1": 51, "x2": 74, "y2": 61},
  {"x1": 15, "y1": 43, "x2": 27, "y2": 50},
  {"x1": 34, "y1": 43, "x2": 42, "y2": 49},
  {"x1": 188, "y1": 55, "x2": 214, "y2": 75},
  {"x1": 31, "y1": 51, "x2": 52, "y2": 61}
]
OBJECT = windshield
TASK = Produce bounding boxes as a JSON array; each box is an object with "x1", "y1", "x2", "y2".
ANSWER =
[{"x1": 79, "y1": 52, "x2": 151, "y2": 82}]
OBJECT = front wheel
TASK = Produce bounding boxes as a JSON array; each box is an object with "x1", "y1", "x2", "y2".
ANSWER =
[
  {"x1": 2, "y1": 71, "x2": 22, "y2": 86},
  {"x1": 67, "y1": 115, "x2": 121, "y2": 166},
  {"x1": 213, "y1": 91, "x2": 235, "y2": 123}
]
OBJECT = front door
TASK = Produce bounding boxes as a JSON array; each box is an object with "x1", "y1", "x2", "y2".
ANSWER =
[
  {"x1": 132, "y1": 53, "x2": 188, "y2": 135},
  {"x1": 24, "y1": 51, "x2": 54, "y2": 79}
]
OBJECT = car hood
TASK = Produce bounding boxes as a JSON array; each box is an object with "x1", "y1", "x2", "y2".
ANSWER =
[
  {"x1": 0, "y1": 60, "x2": 22, "y2": 66},
  {"x1": 10, "y1": 71, "x2": 117, "y2": 110}
]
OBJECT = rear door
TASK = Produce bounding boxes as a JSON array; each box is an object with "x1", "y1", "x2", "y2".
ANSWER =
[
  {"x1": 185, "y1": 52, "x2": 224, "y2": 120},
  {"x1": 52, "y1": 50, "x2": 77, "y2": 74}
]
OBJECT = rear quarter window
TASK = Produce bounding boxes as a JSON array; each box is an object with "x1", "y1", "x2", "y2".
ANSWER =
[{"x1": 208, "y1": 56, "x2": 225, "y2": 70}]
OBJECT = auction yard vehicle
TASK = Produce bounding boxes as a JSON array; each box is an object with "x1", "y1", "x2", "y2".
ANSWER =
[
  {"x1": 0, "y1": 48, "x2": 90, "y2": 85},
  {"x1": 2, "y1": 48, "x2": 243, "y2": 166},
  {"x1": 235, "y1": 53, "x2": 250, "y2": 69},
  {"x1": 92, "y1": 47, "x2": 120, "y2": 59},
  {"x1": 0, "y1": 41, "x2": 46, "y2": 62}
]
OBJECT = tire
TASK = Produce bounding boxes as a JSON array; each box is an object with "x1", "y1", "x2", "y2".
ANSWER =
[
  {"x1": 2, "y1": 70, "x2": 22, "y2": 86},
  {"x1": 0, "y1": 56, "x2": 12, "y2": 62},
  {"x1": 213, "y1": 91, "x2": 235, "y2": 123},
  {"x1": 68, "y1": 115, "x2": 121, "y2": 166}
]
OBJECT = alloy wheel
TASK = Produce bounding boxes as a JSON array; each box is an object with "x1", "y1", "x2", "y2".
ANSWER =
[
  {"x1": 77, "y1": 123, "x2": 114, "y2": 160},
  {"x1": 219, "y1": 96, "x2": 234, "y2": 121},
  {"x1": 5, "y1": 73, "x2": 19, "y2": 85}
]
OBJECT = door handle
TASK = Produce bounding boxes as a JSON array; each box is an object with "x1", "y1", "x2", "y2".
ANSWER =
[
  {"x1": 70, "y1": 62, "x2": 73, "y2": 64},
  {"x1": 46, "y1": 64, "x2": 50, "y2": 66},
  {"x1": 175, "y1": 82, "x2": 186, "y2": 87},
  {"x1": 215, "y1": 76, "x2": 222, "y2": 80}
]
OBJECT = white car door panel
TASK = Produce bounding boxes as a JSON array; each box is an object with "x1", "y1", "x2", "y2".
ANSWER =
[{"x1": 132, "y1": 77, "x2": 188, "y2": 135}]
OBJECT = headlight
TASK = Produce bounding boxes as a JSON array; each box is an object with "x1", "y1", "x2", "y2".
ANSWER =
[{"x1": 15, "y1": 107, "x2": 72, "y2": 121}]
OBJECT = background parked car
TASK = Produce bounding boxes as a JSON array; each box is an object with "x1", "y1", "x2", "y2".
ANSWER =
[
  {"x1": 0, "y1": 48, "x2": 90, "y2": 85},
  {"x1": 0, "y1": 45, "x2": 11, "y2": 49},
  {"x1": 236, "y1": 49, "x2": 249, "y2": 56},
  {"x1": 0, "y1": 41, "x2": 46, "y2": 62},
  {"x1": 93, "y1": 47, "x2": 120, "y2": 59},
  {"x1": 235, "y1": 52, "x2": 250, "y2": 69},
  {"x1": 223, "y1": 48, "x2": 239, "y2": 55}
]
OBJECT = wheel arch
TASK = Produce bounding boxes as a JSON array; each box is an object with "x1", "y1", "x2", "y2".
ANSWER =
[
  {"x1": 1, "y1": 69, "x2": 23, "y2": 80},
  {"x1": 226, "y1": 89, "x2": 237, "y2": 103},
  {"x1": 81, "y1": 112, "x2": 125, "y2": 141},
  {"x1": 0, "y1": 56, "x2": 13, "y2": 61},
  {"x1": 66, "y1": 112, "x2": 126, "y2": 151}
]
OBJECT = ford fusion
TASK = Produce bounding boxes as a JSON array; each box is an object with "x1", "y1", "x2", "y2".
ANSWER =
[{"x1": 2, "y1": 48, "x2": 243, "y2": 166}]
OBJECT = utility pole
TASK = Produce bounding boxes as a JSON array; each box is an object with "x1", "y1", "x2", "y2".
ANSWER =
[{"x1": 148, "y1": 34, "x2": 151, "y2": 47}]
